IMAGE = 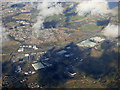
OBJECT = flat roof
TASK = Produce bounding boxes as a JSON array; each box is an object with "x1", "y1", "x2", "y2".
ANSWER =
[{"x1": 32, "y1": 62, "x2": 45, "y2": 70}]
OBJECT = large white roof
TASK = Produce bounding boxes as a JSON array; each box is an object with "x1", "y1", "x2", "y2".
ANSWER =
[
  {"x1": 57, "y1": 50, "x2": 67, "y2": 55},
  {"x1": 77, "y1": 39, "x2": 97, "y2": 47},
  {"x1": 32, "y1": 62, "x2": 45, "y2": 70},
  {"x1": 90, "y1": 37, "x2": 105, "y2": 43}
]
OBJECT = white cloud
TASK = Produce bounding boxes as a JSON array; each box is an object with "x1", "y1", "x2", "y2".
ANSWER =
[
  {"x1": 0, "y1": 25, "x2": 9, "y2": 44},
  {"x1": 32, "y1": 0, "x2": 63, "y2": 38},
  {"x1": 102, "y1": 23, "x2": 119, "y2": 38},
  {"x1": 76, "y1": 0, "x2": 112, "y2": 16}
]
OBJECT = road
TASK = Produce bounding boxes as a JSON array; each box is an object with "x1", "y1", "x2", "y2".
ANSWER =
[{"x1": 1, "y1": 29, "x2": 104, "y2": 62}]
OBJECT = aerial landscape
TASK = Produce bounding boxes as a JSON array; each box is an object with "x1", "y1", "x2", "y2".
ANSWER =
[{"x1": 1, "y1": 0, "x2": 120, "y2": 88}]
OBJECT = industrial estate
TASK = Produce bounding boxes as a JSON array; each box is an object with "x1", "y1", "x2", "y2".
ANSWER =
[{"x1": 1, "y1": 1, "x2": 119, "y2": 88}]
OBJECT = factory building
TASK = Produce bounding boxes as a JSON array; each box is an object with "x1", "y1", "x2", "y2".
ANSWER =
[{"x1": 32, "y1": 62, "x2": 45, "y2": 71}]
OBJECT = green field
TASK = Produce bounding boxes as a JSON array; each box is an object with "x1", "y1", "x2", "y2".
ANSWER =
[
  {"x1": 46, "y1": 14, "x2": 63, "y2": 22},
  {"x1": 69, "y1": 15, "x2": 85, "y2": 22},
  {"x1": 81, "y1": 24, "x2": 100, "y2": 32}
]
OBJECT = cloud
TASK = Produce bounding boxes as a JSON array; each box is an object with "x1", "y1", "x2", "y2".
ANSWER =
[
  {"x1": 32, "y1": 0, "x2": 63, "y2": 38},
  {"x1": 76, "y1": 0, "x2": 112, "y2": 16},
  {"x1": 102, "y1": 23, "x2": 119, "y2": 38},
  {"x1": 0, "y1": 25, "x2": 9, "y2": 45}
]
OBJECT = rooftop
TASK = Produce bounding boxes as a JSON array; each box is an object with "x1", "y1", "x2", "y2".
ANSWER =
[
  {"x1": 77, "y1": 39, "x2": 97, "y2": 48},
  {"x1": 32, "y1": 62, "x2": 45, "y2": 70}
]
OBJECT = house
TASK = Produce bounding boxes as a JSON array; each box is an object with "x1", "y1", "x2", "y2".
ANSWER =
[
  {"x1": 15, "y1": 66, "x2": 22, "y2": 73},
  {"x1": 28, "y1": 71, "x2": 32, "y2": 74},
  {"x1": 80, "y1": 59, "x2": 84, "y2": 62},
  {"x1": 70, "y1": 73, "x2": 77, "y2": 76},
  {"x1": 67, "y1": 72, "x2": 77, "y2": 77},
  {"x1": 25, "y1": 45, "x2": 29, "y2": 48},
  {"x1": 24, "y1": 72, "x2": 28, "y2": 75},
  {"x1": 18, "y1": 47, "x2": 24, "y2": 52},
  {"x1": 33, "y1": 45, "x2": 38, "y2": 50},
  {"x1": 25, "y1": 54, "x2": 29, "y2": 57},
  {"x1": 31, "y1": 71, "x2": 35, "y2": 74},
  {"x1": 32, "y1": 62, "x2": 45, "y2": 70},
  {"x1": 33, "y1": 61, "x2": 37, "y2": 63},
  {"x1": 31, "y1": 53, "x2": 36, "y2": 55},
  {"x1": 23, "y1": 45, "x2": 25, "y2": 47},
  {"x1": 44, "y1": 58, "x2": 49, "y2": 61},
  {"x1": 42, "y1": 61, "x2": 52, "y2": 67},
  {"x1": 77, "y1": 39, "x2": 97, "y2": 48},
  {"x1": 64, "y1": 54, "x2": 73, "y2": 58},
  {"x1": 66, "y1": 46, "x2": 71, "y2": 49},
  {"x1": 28, "y1": 45, "x2": 32, "y2": 48},
  {"x1": 19, "y1": 57, "x2": 27, "y2": 63}
]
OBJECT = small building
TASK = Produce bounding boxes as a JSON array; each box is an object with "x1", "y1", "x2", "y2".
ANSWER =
[
  {"x1": 15, "y1": 66, "x2": 22, "y2": 73},
  {"x1": 33, "y1": 45, "x2": 38, "y2": 50},
  {"x1": 17, "y1": 54, "x2": 25, "y2": 58},
  {"x1": 64, "y1": 54, "x2": 72, "y2": 58},
  {"x1": 80, "y1": 59, "x2": 84, "y2": 62},
  {"x1": 23, "y1": 45, "x2": 25, "y2": 47},
  {"x1": 70, "y1": 72, "x2": 77, "y2": 77},
  {"x1": 18, "y1": 47, "x2": 24, "y2": 52},
  {"x1": 57, "y1": 50, "x2": 67, "y2": 55},
  {"x1": 25, "y1": 54, "x2": 29, "y2": 57},
  {"x1": 44, "y1": 58, "x2": 49, "y2": 61},
  {"x1": 20, "y1": 46, "x2": 22, "y2": 47},
  {"x1": 25, "y1": 45, "x2": 29, "y2": 48},
  {"x1": 90, "y1": 37, "x2": 105, "y2": 43},
  {"x1": 33, "y1": 61, "x2": 37, "y2": 63},
  {"x1": 28, "y1": 45, "x2": 32, "y2": 48},
  {"x1": 42, "y1": 62, "x2": 52, "y2": 67},
  {"x1": 24, "y1": 72, "x2": 28, "y2": 75},
  {"x1": 66, "y1": 46, "x2": 71, "y2": 49},
  {"x1": 77, "y1": 39, "x2": 97, "y2": 48},
  {"x1": 31, "y1": 71, "x2": 35, "y2": 74},
  {"x1": 31, "y1": 53, "x2": 36, "y2": 55},
  {"x1": 28, "y1": 71, "x2": 32, "y2": 74},
  {"x1": 32, "y1": 62, "x2": 45, "y2": 70}
]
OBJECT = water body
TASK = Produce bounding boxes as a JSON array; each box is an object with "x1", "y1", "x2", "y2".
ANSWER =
[
  {"x1": 11, "y1": 3, "x2": 25, "y2": 8},
  {"x1": 108, "y1": 2, "x2": 118, "y2": 9}
]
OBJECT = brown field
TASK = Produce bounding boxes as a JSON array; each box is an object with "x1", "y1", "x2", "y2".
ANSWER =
[{"x1": 2, "y1": 41, "x2": 20, "y2": 47}]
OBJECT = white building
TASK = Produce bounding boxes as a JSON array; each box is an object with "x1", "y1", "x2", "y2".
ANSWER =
[
  {"x1": 70, "y1": 73, "x2": 77, "y2": 76},
  {"x1": 15, "y1": 66, "x2": 22, "y2": 73},
  {"x1": 31, "y1": 53, "x2": 36, "y2": 55},
  {"x1": 32, "y1": 62, "x2": 45, "y2": 70},
  {"x1": 23, "y1": 45, "x2": 25, "y2": 48},
  {"x1": 57, "y1": 50, "x2": 67, "y2": 55},
  {"x1": 25, "y1": 45, "x2": 29, "y2": 48},
  {"x1": 24, "y1": 72, "x2": 28, "y2": 75},
  {"x1": 90, "y1": 37, "x2": 105, "y2": 43},
  {"x1": 29, "y1": 45, "x2": 32, "y2": 48},
  {"x1": 33, "y1": 61, "x2": 37, "y2": 63},
  {"x1": 31, "y1": 71, "x2": 36, "y2": 74},
  {"x1": 44, "y1": 58, "x2": 49, "y2": 61},
  {"x1": 80, "y1": 59, "x2": 84, "y2": 62},
  {"x1": 33, "y1": 45, "x2": 38, "y2": 50},
  {"x1": 25, "y1": 54, "x2": 29, "y2": 57},
  {"x1": 77, "y1": 39, "x2": 97, "y2": 48},
  {"x1": 18, "y1": 47, "x2": 24, "y2": 52},
  {"x1": 68, "y1": 72, "x2": 77, "y2": 77},
  {"x1": 64, "y1": 54, "x2": 72, "y2": 57},
  {"x1": 66, "y1": 46, "x2": 71, "y2": 49}
]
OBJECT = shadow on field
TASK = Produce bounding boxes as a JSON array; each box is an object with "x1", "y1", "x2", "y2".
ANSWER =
[
  {"x1": 2, "y1": 41, "x2": 119, "y2": 88},
  {"x1": 37, "y1": 41, "x2": 118, "y2": 88}
]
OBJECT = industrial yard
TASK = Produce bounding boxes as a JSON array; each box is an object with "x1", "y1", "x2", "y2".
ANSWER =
[{"x1": 1, "y1": 1, "x2": 119, "y2": 88}]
